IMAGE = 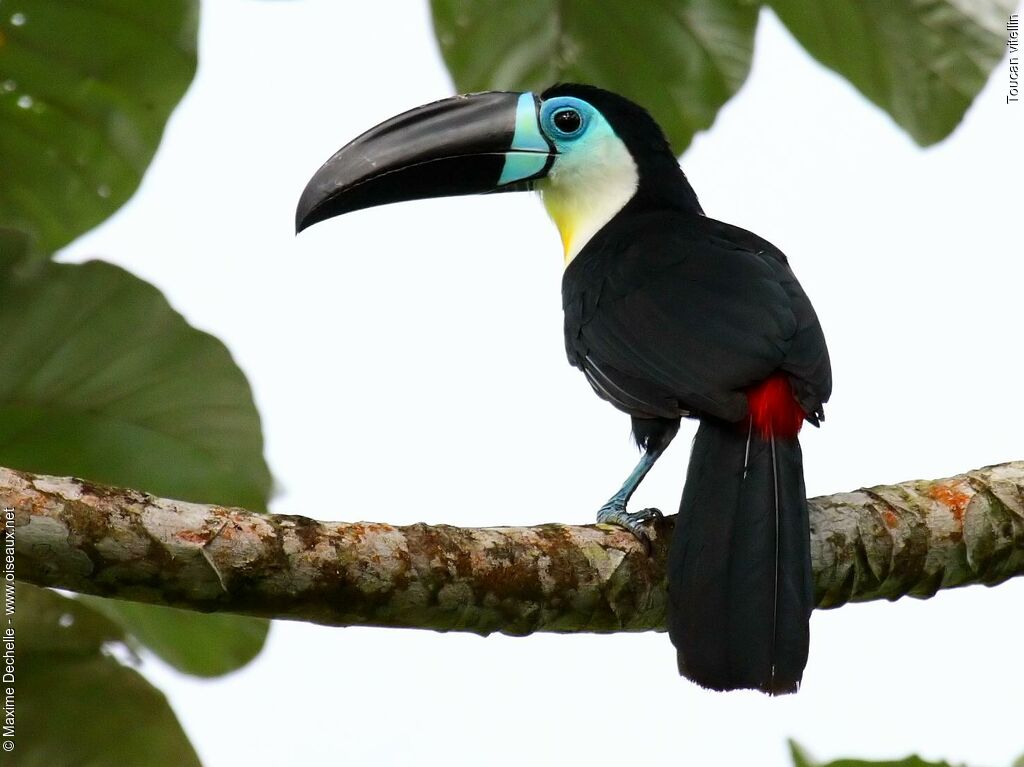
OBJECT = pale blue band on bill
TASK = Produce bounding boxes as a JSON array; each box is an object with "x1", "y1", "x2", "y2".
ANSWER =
[{"x1": 498, "y1": 92, "x2": 550, "y2": 186}]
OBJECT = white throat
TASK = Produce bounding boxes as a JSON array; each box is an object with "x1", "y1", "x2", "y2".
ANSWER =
[{"x1": 538, "y1": 134, "x2": 639, "y2": 265}]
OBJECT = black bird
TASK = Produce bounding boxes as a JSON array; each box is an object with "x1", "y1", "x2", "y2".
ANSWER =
[{"x1": 296, "y1": 84, "x2": 832, "y2": 694}]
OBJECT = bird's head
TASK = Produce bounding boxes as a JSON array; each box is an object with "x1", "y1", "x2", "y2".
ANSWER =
[{"x1": 296, "y1": 84, "x2": 700, "y2": 263}]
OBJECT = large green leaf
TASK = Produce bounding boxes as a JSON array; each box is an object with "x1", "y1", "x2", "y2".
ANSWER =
[
  {"x1": 767, "y1": 0, "x2": 1013, "y2": 146},
  {"x1": 0, "y1": 259, "x2": 271, "y2": 511},
  {"x1": 789, "y1": 740, "x2": 960, "y2": 767},
  {"x1": 0, "y1": 0, "x2": 198, "y2": 256},
  {"x1": 15, "y1": 584, "x2": 202, "y2": 767},
  {"x1": 82, "y1": 597, "x2": 269, "y2": 677},
  {"x1": 0, "y1": 257, "x2": 272, "y2": 679},
  {"x1": 431, "y1": 0, "x2": 758, "y2": 154}
]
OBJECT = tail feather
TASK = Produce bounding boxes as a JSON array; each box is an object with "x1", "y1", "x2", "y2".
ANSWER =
[{"x1": 668, "y1": 417, "x2": 813, "y2": 694}]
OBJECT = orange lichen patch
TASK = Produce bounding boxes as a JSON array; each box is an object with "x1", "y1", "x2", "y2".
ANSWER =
[
  {"x1": 882, "y1": 509, "x2": 899, "y2": 528},
  {"x1": 176, "y1": 529, "x2": 211, "y2": 545},
  {"x1": 926, "y1": 481, "x2": 972, "y2": 523}
]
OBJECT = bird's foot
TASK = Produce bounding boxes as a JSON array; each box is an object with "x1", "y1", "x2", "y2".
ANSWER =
[{"x1": 596, "y1": 503, "x2": 663, "y2": 553}]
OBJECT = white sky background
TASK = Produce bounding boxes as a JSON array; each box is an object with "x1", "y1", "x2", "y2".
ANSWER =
[{"x1": 61, "y1": 1, "x2": 1023, "y2": 765}]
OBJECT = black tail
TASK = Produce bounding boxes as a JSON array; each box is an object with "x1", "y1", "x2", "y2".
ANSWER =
[{"x1": 667, "y1": 417, "x2": 813, "y2": 694}]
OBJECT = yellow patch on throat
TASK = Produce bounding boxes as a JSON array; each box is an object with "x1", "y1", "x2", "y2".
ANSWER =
[
  {"x1": 538, "y1": 133, "x2": 639, "y2": 266},
  {"x1": 543, "y1": 195, "x2": 581, "y2": 261}
]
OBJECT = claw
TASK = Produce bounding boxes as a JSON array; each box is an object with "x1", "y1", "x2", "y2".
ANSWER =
[{"x1": 596, "y1": 503, "x2": 663, "y2": 553}]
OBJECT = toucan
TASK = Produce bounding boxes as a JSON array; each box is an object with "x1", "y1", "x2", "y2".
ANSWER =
[{"x1": 296, "y1": 84, "x2": 832, "y2": 695}]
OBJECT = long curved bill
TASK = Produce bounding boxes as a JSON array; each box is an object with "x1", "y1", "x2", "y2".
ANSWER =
[{"x1": 295, "y1": 91, "x2": 555, "y2": 233}]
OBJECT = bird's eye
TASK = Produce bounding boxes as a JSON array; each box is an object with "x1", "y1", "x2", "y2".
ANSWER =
[{"x1": 552, "y1": 108, "x2": 583, "y2": 135}]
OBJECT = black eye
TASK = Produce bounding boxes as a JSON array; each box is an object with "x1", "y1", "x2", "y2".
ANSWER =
[{"x1": 553, "y1": 108, "x2": 582, "y2": 134}]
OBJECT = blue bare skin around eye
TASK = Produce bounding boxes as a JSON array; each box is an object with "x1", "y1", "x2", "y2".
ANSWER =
[{"x1": 540, "y1": 97, "x2": 594, "y2": 141}]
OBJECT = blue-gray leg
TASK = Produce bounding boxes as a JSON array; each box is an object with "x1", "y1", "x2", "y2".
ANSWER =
[{"x1": 596, "y1": 445, "x2": 667, "y2": 549}]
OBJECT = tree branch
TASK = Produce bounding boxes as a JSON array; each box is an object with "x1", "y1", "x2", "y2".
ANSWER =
[{"x1": 6, "y1": 462, "x2": 1023, "y2": 635}]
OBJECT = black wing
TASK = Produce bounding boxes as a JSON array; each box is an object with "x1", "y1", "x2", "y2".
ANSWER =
[{"x1": 562, "y1": 211, "x2": 831, "y2": 423}]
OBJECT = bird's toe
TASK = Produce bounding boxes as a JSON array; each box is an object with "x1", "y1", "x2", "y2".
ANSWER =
[{"x1": 596, "y1": 504, "x2": 661, "y2": 553}]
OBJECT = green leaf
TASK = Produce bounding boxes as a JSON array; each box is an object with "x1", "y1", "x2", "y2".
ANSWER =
[
  {"x1": 0, "y1": 226, "x2": 36, "y2": 271},
  {"x1": 0, "y1": 258, "x2": 271, "y2": 511},
  {"x1": 0, "y1": 257, "x2": 272, "y2": 678},
  {"x1": 790, "y1": 741, "x2": 817, "y2": 767},
  {"x1": 82, "y1": 597, "x2": 269, "y2": 677},
  {"x1": 788, "y1": 740, "x2": 961, "y2": 767},
  {"x1": 14, "y1": 584, "x2": 202, "y2": 767},
  {"x1": 431, "y1": 0, "x2": 758, "y2": 154},
  {"x1": 0, "y1": 0, "x2": 199, "y2": 256},
  {"x1": 767, "y1": 0, "x2": 1013, "y2": 146}
]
